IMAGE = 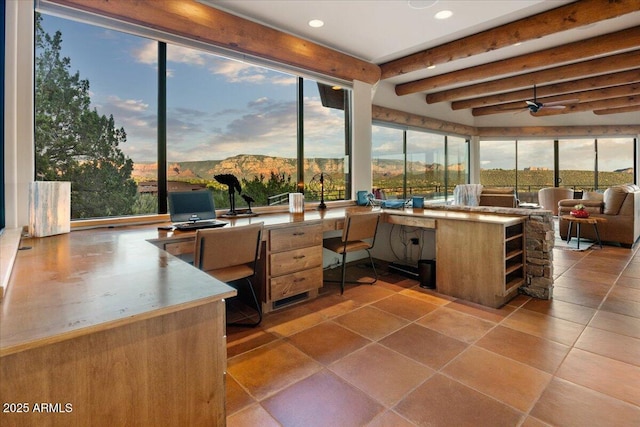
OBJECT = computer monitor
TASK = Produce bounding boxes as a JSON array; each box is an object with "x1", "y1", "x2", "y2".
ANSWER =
[{"x1": 168, "y1": 190, "x2": 217, "y2": 223}]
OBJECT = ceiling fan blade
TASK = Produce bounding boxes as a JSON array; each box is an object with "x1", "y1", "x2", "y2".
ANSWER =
[
  {"x1": 540, "y1": 105, "x2": 566, "y2": 110},
  {"x1": 525, "y1": 100, "x2": 537, "y2": 107}
]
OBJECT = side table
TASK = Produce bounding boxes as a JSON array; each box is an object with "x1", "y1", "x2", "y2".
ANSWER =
[{"x1": 561, "y1": 215, "x2": 607, "y2": 249}]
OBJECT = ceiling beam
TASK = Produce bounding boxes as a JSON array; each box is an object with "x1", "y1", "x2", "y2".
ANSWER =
[
  {"x1": 371, "y1": 106, "x2": 477, "y2": 136},
  {"x1": 532, "y1": 95, "x2": 640, "y2": 116},
  {"x1": 452, "y1": 69, "x2": 640, "y2": 110},
  {"x1": 594, "y1": 105, "x2": 640, "y2": 115},
  {"x1": 478, "y1": 125, "x2": 640, "y2": 138},
  {"x1": 395, "y1": 27, "x2": 640, "y2": 96},
  {"x1": 43, "y1": 0, "x2": 381, "y2": 84},
  {"x1": 425, "y1": 50, "x2": 640, "y2": 104},
  {"x1": 472, "y1": 83, "x2": 640, "y2": 116},
  {"x1": 380, "y1": 0, "x2": 640, "y2": 80}
]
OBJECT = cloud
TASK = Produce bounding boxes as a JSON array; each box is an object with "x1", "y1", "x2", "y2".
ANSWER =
[{"x1": 106, "y1": 96, "x2": 149, "y2": 112}]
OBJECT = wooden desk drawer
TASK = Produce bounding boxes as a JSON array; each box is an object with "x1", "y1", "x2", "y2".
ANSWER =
[
  {"x1": 270, "y1": 267, "x2": 323, "y2": 300},
  {"x1": 164, "y1": 241, "x2": 194, "y2": 256},
  {"x1": 270, "y1": 224, "x2": 323, "y2": 252},
  {"x1": 270, "y1": 245, "x2": 322, "y2": 276}
]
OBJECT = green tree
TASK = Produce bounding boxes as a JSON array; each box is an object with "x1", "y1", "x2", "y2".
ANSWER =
[{"x1": 35, "y1": 14, "x2": 137, "y2": 219}]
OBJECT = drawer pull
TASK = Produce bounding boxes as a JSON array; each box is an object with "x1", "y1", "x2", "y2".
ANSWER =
[
  {"x1": 293, "y1": 255, "x2": 306, "y2": 260},
  {"x1": 293, "y1": 232, "x2": 305, "y2": 236},
  {"x1": 293, "y1": 278, "x2": 306, "y2": 283}
]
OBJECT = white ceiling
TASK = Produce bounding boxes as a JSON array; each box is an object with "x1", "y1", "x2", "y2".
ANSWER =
[{"x1": 202, "y1": 0, "x2": 640, "y2": 128}]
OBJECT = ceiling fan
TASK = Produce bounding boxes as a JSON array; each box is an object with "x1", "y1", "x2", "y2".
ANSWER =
[{"x1": 522, "y1": 85, "x2": 578, "y2": 113}]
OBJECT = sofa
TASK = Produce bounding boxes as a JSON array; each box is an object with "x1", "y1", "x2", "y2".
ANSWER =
[
  {"x1": 479, "y1": 187, "x2": 518, "y2": 208},
  {"x1": 558, "y1": 184, "x2": 640, "y2": 248}
]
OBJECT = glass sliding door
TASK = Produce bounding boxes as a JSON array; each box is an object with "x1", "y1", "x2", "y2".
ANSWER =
[
  {"x1": 597, "y1": 138, "x2": 635, "y2": 188},
  {"x1": 446, "y1": 136, "x2": 469, "y2": 198},
  {"x1": 558, "y1": 138, "x2": 596, "y2": 192},
  {"x1": 480, "y1": 140, "x2": 516, "y2": 188},
  {"x1": 517, "y1": 139, "x2": 554, "y2": 203}
]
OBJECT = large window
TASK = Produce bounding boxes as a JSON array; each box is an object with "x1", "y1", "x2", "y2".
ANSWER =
[
  {"x1": 372, "y1": 124, "x2": 469, "y2": 201},
  {"x1": 481, "y1": 138, "x2": 636, "y2": 202},
  {"x1": 35, "y1": 13, "x2": 351, "y2": 220}
]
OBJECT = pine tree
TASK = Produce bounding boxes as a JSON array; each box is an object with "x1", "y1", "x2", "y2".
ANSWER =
[{"x1": 35, "y1": 14, "x2": 137, "y2": 218}]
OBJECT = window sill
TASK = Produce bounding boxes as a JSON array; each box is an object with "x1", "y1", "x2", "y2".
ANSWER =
[{"x1": 0, "y1": 228, "x2": 24, "y2": 301}]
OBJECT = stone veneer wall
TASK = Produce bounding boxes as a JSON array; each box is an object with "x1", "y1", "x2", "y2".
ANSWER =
[{"x1": 424, "y1": 204, "x2": 554, "y2": 300}]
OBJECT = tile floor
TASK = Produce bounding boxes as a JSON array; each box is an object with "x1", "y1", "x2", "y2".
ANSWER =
[{"x1": 225, "y1": 242, "x2": 640, "y2": 426}]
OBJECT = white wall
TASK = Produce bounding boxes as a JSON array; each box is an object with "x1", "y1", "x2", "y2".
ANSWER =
[{"x1": 4, "y1": 0, "x2": 34, "y2": 229}]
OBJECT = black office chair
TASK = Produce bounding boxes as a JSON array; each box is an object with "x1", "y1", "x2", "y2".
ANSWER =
[
  {"x1": 194, "y1": 222, "x2": 263, "y2": 327},
  {"x1": 323, "y1": 211, "x2": 381, "y2": 294}
]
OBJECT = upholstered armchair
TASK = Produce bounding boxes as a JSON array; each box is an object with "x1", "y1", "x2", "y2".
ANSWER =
[
  {"x1": 538, "y1": 187, "x2": 574, "y2": 215},
  {"x1": 479, "y1": 187, "x2": 518, "y2": 208}
]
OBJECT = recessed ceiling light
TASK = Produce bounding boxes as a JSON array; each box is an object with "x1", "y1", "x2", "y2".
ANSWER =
[
  {"x1": 308, "y1": 19, "x2": 324, "y2": 28},
  {"x1": 427, "y1": 65, "x2": 436, "y2": 70},
  {"x1": 408, "y1": 0, "x2": 439, "y2": 9},
  {"x1": 434, "y1": 10, "x2": 453, "y2": 20}
]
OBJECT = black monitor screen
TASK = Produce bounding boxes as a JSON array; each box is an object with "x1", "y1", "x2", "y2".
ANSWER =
[{"x1": 168, "y1": 191, "x2": 216, "y2": 222}]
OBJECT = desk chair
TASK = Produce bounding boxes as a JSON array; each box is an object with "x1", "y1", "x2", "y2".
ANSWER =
[
  {"x1": 194, "y1": 223, "x2": 263, "y2": 327},
  {"x1": 323, "y1": 212, "x2": 381, "y2": 294}
]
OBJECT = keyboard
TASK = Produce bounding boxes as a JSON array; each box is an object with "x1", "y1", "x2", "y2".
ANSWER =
[{"x1": 173, "y1": 220, "x2": 228, "y2": 231}]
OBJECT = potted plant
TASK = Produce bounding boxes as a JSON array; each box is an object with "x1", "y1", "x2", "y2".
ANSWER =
[{"x1": 570, "y1": 203, "x2": 589, "y2": 218}]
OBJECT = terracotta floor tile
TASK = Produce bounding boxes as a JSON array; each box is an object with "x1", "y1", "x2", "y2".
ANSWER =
[
  {"x1": 262, "y1": 370, "x2": 384, "y2": 427},
  {"x1": 379, "y1": 323, "x2": 468, "y2": 369},
  {"x1": 302, "y1": 293, "x2": 363, "y2": 318},
  {"x1": 476, "y1": 325, "x2": 570, "y2": 373},
  {"x1": 531, "y1": 378, "x2": 640, "y2": 427},
  {"x1": 561, "y1": 267, "x2": 620, "y2": 286},
  {"x1": 556, "y1": 348, "x2": 640, "y2": 406},
  {"x1": 341, "y1": 282, "x2": 397, "y2": 305},
  {"x1": 286, "y1": 320, "x2": 371, "y2": 365},
  {"x1": 589, "y1": 310, "x2": 640, "y2": 340},
  {"x1": 366, "y1": 410, "x2": 417, "y2": 427},
  {"x1": 553, "y1": 275, "x2": 612, "y2": 291},
  {"x1": 226, "y1": 375, "x2": 256, "y2": 416},
  {"x1": 398, "y1": 287, "x2": 455, "y2": 306},
  {"x1": 616, "y1": 275, "x2": 640, "y2": 289},
  {"x1": 371, "y1": 293, "x2": 440, "y2": 321},
  {"x1": 416, "y1": 306, "x2": 495, "y2": 343},
  {"x1": 520, "y1": 416, "x2": 554, "y2": 427},
  {"x1": 330, "y1": 343, "x2": 434, "y2": 406},
  {"x1": 506, "y1": 294, "x2": 532, "y2": 308},
  {"x1": 522, "y1": 297, "x2": 596, "y2": 325},
  {"x1": 609, "y1": 285, "x2": 640, "y2": 303},
  {"x1": 573, "y1": 257, "x2": 628, "y2": 274},
  {"x1": 394, "y1": 374, "x2": 523, "y2": 426},
  {"x1": 502, "y1": 308, "x2": 585, "y2": 346},
  {"x1": 575, "y1": 326, "x2": 640, "y2": 367},
  {"x1": 600, "y1": 291, "x2": 640, "y2": 319},
  {"x1": 226, "y1": 327, "x2": 279, "y2": 358},
  {"x1": 551, "y1": 283, "x2": 610, "y2": 309},
  {"x1": 227, "y1": 340, "x2": 322, "y2": 400},
  {"x1": 261, "y1": 303, "x2": 327, "y2": 337},
  {"x1": 226, "y1": 403, "x2": 281, "y2": 427},
  {"x1": 442, "y1": 346, "x2": 552, "y2": 412},
  {"x1": 446, "y1": 298, "x2": 517, "y2": 323},
  {"x1": 334, "y1": 305, "x2": 409, "y2": 341},
  {"x1": 621, "y1": 264, "x2": 640, "y2": 279}
]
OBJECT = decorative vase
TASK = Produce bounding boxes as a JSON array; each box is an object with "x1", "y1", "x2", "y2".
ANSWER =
[{"x1": 570, "y1": 209, "x2": 589, "y2": 218}]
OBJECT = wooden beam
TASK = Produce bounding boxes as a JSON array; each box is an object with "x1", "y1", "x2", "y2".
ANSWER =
[
  {"x1": 396, "y1": 27, "x2": 640, "y2": 96},
  {"x1": 380, "y1": 0, "x2": 639, "y2": 80},
  {"x1": 452, "y1": 69, "x2": 640, "y2": 110},
  {"x1": 44, "y1": 0, "x2": 381, "y2": 84},
  {"x1": 533, "y1": 95, "x2": 640, "y2": 116},
  {"x1": 594, "y1": 104, "x2": 640, "y2": 115},
  {"x1": 426, "y1": 50, "x2": 640, "y2": 104},
  {"x1": 478, "y1": 125, "x2": 640, "y2": 138},
  {"x1": 472, "y1": 83, "x2": 640, "y2": 116},
  {"x1": 371, "y1": 106, "x2": 477, "y2": 136}
]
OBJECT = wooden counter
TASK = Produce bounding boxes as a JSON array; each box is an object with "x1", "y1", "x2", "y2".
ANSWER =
[{"x1": 0, "y1": 226, "x2": 236, "y2": 426}]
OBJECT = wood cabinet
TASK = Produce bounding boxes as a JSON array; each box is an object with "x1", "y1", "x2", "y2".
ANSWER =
[
  {"x1": 436, "y1": 217, "x2": 525, "y2": 308},
  {"x1": 265, "y1": 223, "x2": 324, "y2": 312}
]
